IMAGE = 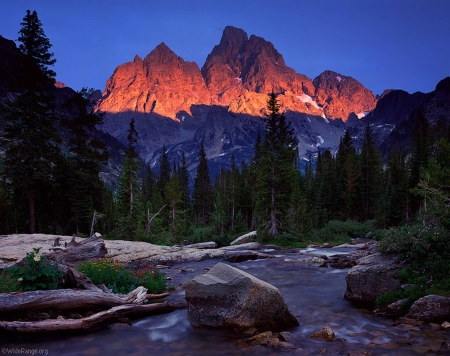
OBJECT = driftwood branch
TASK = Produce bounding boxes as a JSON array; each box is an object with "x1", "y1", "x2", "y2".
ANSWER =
[
  {"x1": 0, "y1": 302, "x2": 181, "y2": 333},
  {"x1": 0, "y1": 287, "x2": 148, "y2": 314},
  {"x1": 145, "y1": 205, "x2": 167, "y2": 234},
  {"x1": 146, "y1": 292, "x2": 170, "y2": 300}
]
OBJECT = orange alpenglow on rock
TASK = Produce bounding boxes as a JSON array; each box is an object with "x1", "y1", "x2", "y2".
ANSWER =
[{"x1": 96, "y1": 26, "x2": 377, "y2": 122}]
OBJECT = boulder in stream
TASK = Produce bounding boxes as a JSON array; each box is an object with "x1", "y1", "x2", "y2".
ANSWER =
[
  {"x1": 344, "y1": 253, "x2": 402, "y2": 305},
  {"x1": 310, "y1": 325, "x2": 336, "y2": 342},
  {"x1": 185, "y1": 262, "x2": 299, "y2": 331}
]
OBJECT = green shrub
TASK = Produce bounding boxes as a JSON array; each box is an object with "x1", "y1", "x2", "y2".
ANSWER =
[
  {"x1": 367, "y1": 229, "x2": 387, "y2": 241},
  {"x1": 6, "y1": 247, "x2": 63, "y2": 291},
  {"x1": 135, "y1": 266, "x2": 166, "y2": 294},
  {"x1": 261, "y1": 232, "x2": 307, "y2": 248},
  {"x1": 0, "y1": 269, "x2": 21, "y2": 293},
  {"x1": 307, "y1": 220, "x2": 376, "y2": 245},
  {"x1": 379, "y1": 223, "x2": 450, "y2": 299},
  {"x1": 189, "y1": 226, "x2": 214, "y2": 244},
  {"x1": 76, "y1": 259, "x2": 138, "y2": 294},
  {"x1": 76, "y1": 258, "x2": 166, "y2": 294},
  {"x1": 376, "y1": 285, "x2": 426, "y2": 311}
]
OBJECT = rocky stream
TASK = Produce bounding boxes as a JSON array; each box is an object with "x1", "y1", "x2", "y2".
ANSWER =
[{"x1": 1, "y1": 235, "x2": 450, "y2": 355}]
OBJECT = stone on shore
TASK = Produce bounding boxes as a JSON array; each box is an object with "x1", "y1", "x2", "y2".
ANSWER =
[
  {"x1": 344, "y1": 253, "x2": 402, "y2": 305},
  {"x1": 185, "y1": 262, "x2": 299, "y2": 332},
  {"x1": 406, "y1": 295, "x2": 450, "y2": 321}
]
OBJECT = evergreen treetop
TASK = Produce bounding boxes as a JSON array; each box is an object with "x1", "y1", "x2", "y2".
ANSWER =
[{"x1": 18, "y1": 9, "x2": 56, "y2": 83}]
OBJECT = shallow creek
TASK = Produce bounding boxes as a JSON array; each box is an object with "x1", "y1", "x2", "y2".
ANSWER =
[{"x1": 2, "y1": 248, "x2": 449, "y2": 355}]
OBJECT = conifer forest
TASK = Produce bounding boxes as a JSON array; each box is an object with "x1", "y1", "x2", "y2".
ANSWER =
[{"x1": 1, "y1": 10, "x2": 449, "y2": 254}]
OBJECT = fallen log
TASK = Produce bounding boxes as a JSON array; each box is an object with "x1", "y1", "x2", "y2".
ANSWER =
[
  {"x1": 0, "y1": 286, "x2": 148, "y2": 314},
  {"x1": 0, "y1": 302, "x2": 178, "y2": 333}
]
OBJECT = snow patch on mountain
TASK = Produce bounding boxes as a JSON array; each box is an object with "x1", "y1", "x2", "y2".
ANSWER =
[
  {"x1": 297, "y1": 94, "x2": 321, "y2": 110},
  {"x1": 356, "y1": 111, "x2": 369, "y2": 119},
  {"x1": 316, "y1": 135, "x2": 324, "y2": 147}
]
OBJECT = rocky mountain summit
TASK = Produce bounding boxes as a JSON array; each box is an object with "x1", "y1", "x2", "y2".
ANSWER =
[
  {"x1": 313, "y1": 70, "x2": 377, "y2": 121},
  {"x1": 95, "y1": 26, "x2": 380, "y2": 173},
  {"x1": 97, "y1": 26, "x2": 375, "y2": 123},
  {"x1": 99, "y1": 43, "x2": 211, "y2": 120}
]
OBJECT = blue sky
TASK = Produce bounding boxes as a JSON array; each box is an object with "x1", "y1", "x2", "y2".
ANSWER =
[{"x1": 1, "y1": 0, "x2": 449, "y2": 96}]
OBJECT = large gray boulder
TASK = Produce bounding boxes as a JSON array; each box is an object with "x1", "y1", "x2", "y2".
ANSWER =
[
  {"x1": 185, "y1": 262, "x2": 299, "y2": 331},
  {"x1": 406, "y1": 295, "x2": 450, "y2": 321},
  {"x1": 344, "y1": 253, "x2": 402, "y2": 305}
]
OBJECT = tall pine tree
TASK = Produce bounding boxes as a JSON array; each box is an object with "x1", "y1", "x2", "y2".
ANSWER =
[
  {"x1": 115, "y1": 118, "x2": 142, "y2": 239},
  {"x1": 360, "y1": 124, "x2": 383, "y2": 220},
  {"x1": 192, "y1": 144, "x2": 213, "y2": 226},
  {"x1": 255, "y1": 92, "x2": 299, "y2": 237},
  {"x1": 2, "y1": 10, "x2": 61, "y2": 233},
  {"x1": 65, "y1": 88, "x2": 109, "y2": 233}
]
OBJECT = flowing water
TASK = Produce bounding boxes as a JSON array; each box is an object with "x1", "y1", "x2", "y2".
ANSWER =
[{"x1": 1, "y1": 248, "x2": 449, "y2": 355}]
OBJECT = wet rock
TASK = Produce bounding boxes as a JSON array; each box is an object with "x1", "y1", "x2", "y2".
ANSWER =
[
  {"x1": 429, "y1": 322, "x2": 441, "y2": 330},
  {"x1": 222, "y1": 251, "x2": 271, "y2": 263},
  {"x1": 406, "y1": 295, "x2": 450, "y2": 321},
  {"x1": 374, "y1": 298, "x2": 408, "y2": 317},
  {"x1": 442, "y1": 321, "x2": 450, "y2": 329},
  {"x1": 380, "y1": 342, "x2": 399, "y2": 350},
  {"x1": 310, "y1": 326, "x2": 335, "y2": 342},
  {"x1": 279, "y1": 331, "x2": 294, "y2": 342},
  {"x1": 294, "y1": 256, "x2": 328, "y2": 267},
  {"x1": 328, "y1": 250, "x2": 372, "y2": 269},
  {"x1": 344, "y1": 253, "x2": 402, "y2": 305},
  {"x1": 242, "y1": 327, "x2": 258, "y2": 335},
  {"x1": 267, "y1": 337, "x2": 280, "y2": 348},
  {"x1": 245, "y1": 331, "x2": 273, "y2": 346},
  {"x1": 398, "y1": 337, "x2": 414, "y2": 345},
  {"x1": 267, "y1": 337, "x2": 296, "y2": 350},
  {"x1": 411, "y1": 345, "x2": 430, "y2": 354},
  {"x1": 185, "y1": 262, "x2": 299, "y2": 331},
  {"x1": 394, "y1": 316, "x2": 423, "y2": 326}
]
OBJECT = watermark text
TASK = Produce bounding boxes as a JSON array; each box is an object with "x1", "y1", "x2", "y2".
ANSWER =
[{"x1": 2, "y1": 348, "x2": 48, "y2": 355}]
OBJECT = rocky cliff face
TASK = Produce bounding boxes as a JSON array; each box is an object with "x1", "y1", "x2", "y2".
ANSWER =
[
  {"x1": 91, "y1": 26, "x2": 450, "y2": 179},
  {"x1": 97, "y1": 43, "x2": 210, "y2": 120},
  {"x1": 97, "y1": 26, "x2": 376, "y2": 125},
  {"x1": 95, "y1": 26, "x2": 376, "y2": 171},
  {"x1": 0, "y1": 35, "x2": 27, "y2": 96},
  {"x1": 351, "y1": 77, "x2": 450, "y2": 156},
  {"x1": 422, "y1": 77, "x2": 450, "y2": 125},
  {"x1": 313, "y1": 70, "x2": 377, "y2": 121},
  {"x1": 201, "y1": 26, "x2": 318, "y2": 117}
]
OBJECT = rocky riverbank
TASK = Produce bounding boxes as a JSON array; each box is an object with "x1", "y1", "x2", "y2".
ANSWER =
[{"x1": 1, "y1": 234, "x2": 450, "y2": 354}]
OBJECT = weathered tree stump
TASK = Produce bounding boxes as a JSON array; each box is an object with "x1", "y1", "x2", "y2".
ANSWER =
[{"x1": 45, "y1": 235, "x2": 107, "y2": 265}]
